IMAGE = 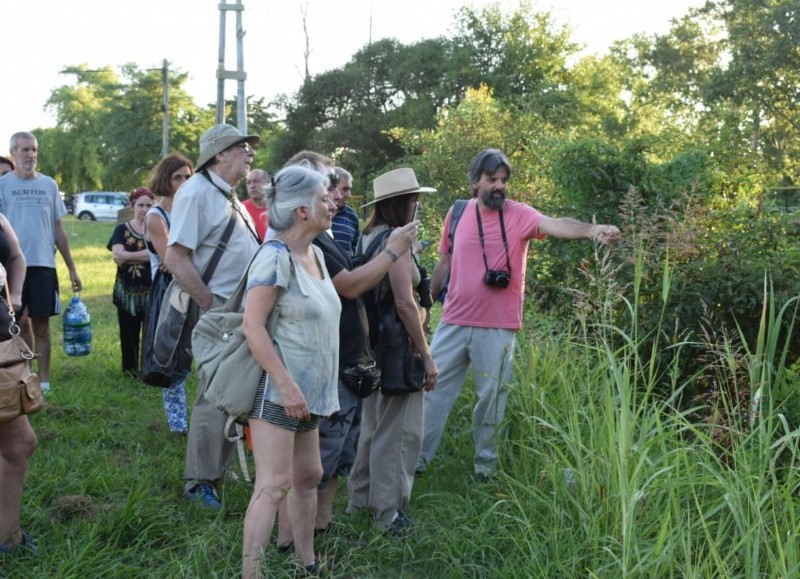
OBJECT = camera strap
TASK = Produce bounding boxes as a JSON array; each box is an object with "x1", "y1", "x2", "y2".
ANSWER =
[{"x1": 475, "y1": 203, "x2": 511, "y2": 277}]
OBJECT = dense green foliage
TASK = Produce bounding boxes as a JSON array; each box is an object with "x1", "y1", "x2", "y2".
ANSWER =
[
  {"x1": 40, "y1": 64, "x2": 212, "y2": 193},
  {"x1": 9, "y1": 4, "x2": 800, "y2": 574},
  {"x1": 30, "y1": 0, "x2": 800, "y2": 397},
  {"x1": 4, "y1": 219, "x2": 800, "y2": 577}
]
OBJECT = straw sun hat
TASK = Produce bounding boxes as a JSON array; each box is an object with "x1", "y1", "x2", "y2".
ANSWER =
[{"x1": 362, "y1": 168, "x2": 436, "y2": 207}]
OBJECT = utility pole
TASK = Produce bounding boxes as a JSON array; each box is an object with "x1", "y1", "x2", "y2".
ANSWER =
[
  {"x1": 61, "y1": 65, "x2": 170, "y2": 160},
  {"x1": 161, "y1": 59, "x2": 170, "y2": 158},
  {"x1": 216, "y1": 0, "x2": 248, "y2": 132}
]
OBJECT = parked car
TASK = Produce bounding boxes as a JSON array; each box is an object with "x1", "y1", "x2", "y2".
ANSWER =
[
  {"x1": 62, "y1": 192, "x2": 74, "y2": 214},
  {"x1": 74, "y1": 192, "x2": 128, "y2": 221}
]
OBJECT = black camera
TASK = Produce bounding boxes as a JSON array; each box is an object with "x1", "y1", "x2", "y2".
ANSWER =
[
  {"x1": 416, "y1": 265, "x2": 433, "y2": 308},
  {"x1": 484, "y1": 269, "x2": 511, "y2": 289},
  {"x1": 341, "y1": 363, "x2": 381, "y2": 398}
]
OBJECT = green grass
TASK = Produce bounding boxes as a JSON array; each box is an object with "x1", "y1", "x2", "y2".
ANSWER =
[{"x1": 3, "y1": 218, "x2": 800, "y2": 577}]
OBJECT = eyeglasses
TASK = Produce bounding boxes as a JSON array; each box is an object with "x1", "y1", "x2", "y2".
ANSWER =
[
  {"x1": 236, "y1": 142, "x2": 253, "y2": 153},
  {"x1": 326, "y1": 172, "x2": 340, "y2": 191}
]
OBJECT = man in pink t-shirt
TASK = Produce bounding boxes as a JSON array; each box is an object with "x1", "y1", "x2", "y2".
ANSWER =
[
  {"x1": 243, "y1": 169, "x2": 270, "y2": 241},
  {"x1": 417, "y1": 148, "x2": 620, "y2": 479}
]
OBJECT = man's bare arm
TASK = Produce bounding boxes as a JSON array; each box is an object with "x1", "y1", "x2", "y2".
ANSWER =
[
  {"x1": 330, "y1": 221, "x2": 418, "y2": 299},
  {"x1": 430, "y1": 251, "x2": 451, "y2": 302},
  {"x1": 165, "y1": 244, "x2": 213, "y2": 310},
  {"x1": 55, "y1": 219, "x2": 82, "y2": 291},
  {"x1": 538, "y1": 216, "x2": 620, "y2": 244}
]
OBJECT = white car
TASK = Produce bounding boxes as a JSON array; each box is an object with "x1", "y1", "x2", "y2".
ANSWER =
[{"x1": 73, "y1": 192, "x2": 129, "y2": 221}]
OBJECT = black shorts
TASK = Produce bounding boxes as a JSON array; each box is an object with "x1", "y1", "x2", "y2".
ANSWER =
[
  {"x1": 22, "y1": 267, "x2": 61, "y2": 318},
  {"x1": 248, "y1": 372, "x2": 319, "y2": 433}
]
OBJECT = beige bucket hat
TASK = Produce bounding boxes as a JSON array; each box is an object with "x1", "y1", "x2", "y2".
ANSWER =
[{"x1": 196, "y1": 124, "x2": 260, "y2": 170}]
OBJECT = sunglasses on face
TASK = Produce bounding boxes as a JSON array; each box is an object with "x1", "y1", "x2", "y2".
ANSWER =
[
  {"x1": 236, "y1": 142, "x2": 253, "y2": 153},
  {"x1": 326, "y1": 172, "x2": 340, "y2": 191}
]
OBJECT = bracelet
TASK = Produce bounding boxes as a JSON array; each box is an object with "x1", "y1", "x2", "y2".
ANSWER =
[{"x1": 383, "y1": 248, "x2": 400, "y2": 262}]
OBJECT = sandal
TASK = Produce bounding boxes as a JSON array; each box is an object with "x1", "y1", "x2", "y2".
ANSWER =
[
  {"x1": 304, "y1": 557, "x2": 334, "y2": 576},
  {"x1": 276, "y1": 541, "x2": 294, "y2": 554}
]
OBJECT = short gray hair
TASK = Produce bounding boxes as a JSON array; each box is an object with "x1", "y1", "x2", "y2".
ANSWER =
[
  {"x1": 10, "y1": 131, "x2": 36, "y2": 152},
  {"x1": 266, "y1": 163, "x2": 325, "y2": 232},
  {"x1": 335, "y1": 167, "x2": 352, "y2": 181}
]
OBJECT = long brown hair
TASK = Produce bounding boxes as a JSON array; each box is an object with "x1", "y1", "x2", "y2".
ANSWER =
[
  {"x1": 364, "y1": 194, "x2": 416, "y2": 234},
  {"x1": 149, "y1": 153, "x2": 194, "y2": 197}
]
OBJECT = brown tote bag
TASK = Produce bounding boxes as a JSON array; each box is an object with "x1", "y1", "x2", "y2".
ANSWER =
[{"x1": 0, "y1": 280, "x2": 44, "y2": 423}]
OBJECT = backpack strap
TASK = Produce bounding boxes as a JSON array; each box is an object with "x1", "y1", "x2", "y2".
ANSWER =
[
  {"x1": 153, "y1": 205, "x2": 170, "y2": 229},
  {"x1": 224, "y1": 415, "x2": 251, "y2": 483},
  {"x1": 356, "y1": 228, "x2": 392, "y2": 263},
  {"x1": 447, "y1": 199, "x2": 469, "y2": 255},
  {"x1": 200, "y1": 213, "x2": 238, "y2": 285},
  {"x1": 354, "y1": 228, "x2": 395, "y2": 332},
  {"x1": 437, "y1": 200, "x2": 468, "y2": 304}
]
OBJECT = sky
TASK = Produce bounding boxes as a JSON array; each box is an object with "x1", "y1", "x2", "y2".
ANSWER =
[{"x1": 2, "y1": 0, "x2": 704, "y2": 156}]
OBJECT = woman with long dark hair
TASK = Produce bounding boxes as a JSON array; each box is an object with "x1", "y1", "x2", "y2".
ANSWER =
[
  {"x1": 145, "y1": 154, "x2": 193, "y2": 433},
  {"x1": 347, "y1": 168, "x2": 438, "y2": 535}
]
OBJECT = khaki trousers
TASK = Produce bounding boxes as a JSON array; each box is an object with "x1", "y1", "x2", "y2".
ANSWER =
[
  {"x1": 347, "y1": 390, "x2": 423, "y2": 529},
  {"x1": 183, "y1": 375, "x2": 235, "y2": 492}
]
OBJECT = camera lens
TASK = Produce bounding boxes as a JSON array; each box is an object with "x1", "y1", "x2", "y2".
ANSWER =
[{"x1": 484, "y1": 269, "x2": 510, "y2": 289}]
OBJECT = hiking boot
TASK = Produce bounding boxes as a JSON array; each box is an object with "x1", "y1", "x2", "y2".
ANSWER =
[
  {"x1": 184, "y1": 483, "x2": 221, "y2": 510},
  {"x1": 0, "y1": 531, "x2": 37, "y2": 555},
  {"x1": 386, "y1": 510, "x2": 412, "y2": 537}
]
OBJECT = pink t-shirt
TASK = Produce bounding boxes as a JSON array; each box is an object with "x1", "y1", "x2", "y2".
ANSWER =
[
  {"x1": 439, "y1": 199, "x2": 543, "y2": 331},
  {"x1": 243, "y1": 199, "x2": 268, "y2": 242}
]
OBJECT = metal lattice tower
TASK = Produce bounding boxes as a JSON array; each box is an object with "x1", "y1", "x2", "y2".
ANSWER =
[{"x1": 216, "y1": 0, "x2": 248, "y2": 132}]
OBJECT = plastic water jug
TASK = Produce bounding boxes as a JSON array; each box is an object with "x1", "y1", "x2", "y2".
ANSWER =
[{"x1": 63, "y1": 294, "x2": 92, "y2": 356}]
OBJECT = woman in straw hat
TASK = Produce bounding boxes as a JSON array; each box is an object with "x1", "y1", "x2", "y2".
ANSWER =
[
  {"x1": 241, "y1": 163, "x2": 340, "y2": 577},
  {"x1": 347, "y1": 168, "x2": 438, "y2": 535}
]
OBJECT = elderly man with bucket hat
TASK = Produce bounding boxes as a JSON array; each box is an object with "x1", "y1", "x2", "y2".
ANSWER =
[{"x1": 165, "y1": 123, "x2": 261, "y2": 509}]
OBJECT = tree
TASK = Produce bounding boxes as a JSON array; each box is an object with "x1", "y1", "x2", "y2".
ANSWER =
[
  {"x1": 616, "y1": 0, "x2": 800, "y2": 190},
  {"x1": 272, "y1": 37, "x2": 462, "y2": 179},
  {"x1": 705, "y1": 0, "x2": 800, "y2": 182},
  {"x1": 40, "y1": 65, "x2": 120, "y2": 193},
  {"x1": 39, "y1": 63, "x2": 211, "y2": 193},
  {"x1": 100, "y1": 64, "x2": 210, "y2": 189},
  {"x1": 449, "y1": 0, "x2": 579, "y2": 130}
]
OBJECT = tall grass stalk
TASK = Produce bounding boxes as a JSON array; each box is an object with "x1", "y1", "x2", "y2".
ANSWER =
[
  {"x1": 496, "y1": 251, "x2": 800, "y2": 577},
  {"x1": 5, "y1": 219, "x2": 800, "y2": 577}
]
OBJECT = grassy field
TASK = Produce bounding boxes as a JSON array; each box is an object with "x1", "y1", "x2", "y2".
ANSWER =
[{"x1": 3, "y1": 217, "x2": 800, "y2": 577}]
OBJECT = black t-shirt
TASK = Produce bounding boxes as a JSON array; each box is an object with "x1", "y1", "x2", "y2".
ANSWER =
[
  {"x1": 0, "y1": 224, "x2": 15, "y2": 341},
  {"x1": 313, "y1": 233, "x2": 373, "y2": 368}
]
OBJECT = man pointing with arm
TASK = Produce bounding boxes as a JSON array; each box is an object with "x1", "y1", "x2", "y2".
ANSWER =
[{"x1": 418, "y1": 148, "x2": 620, "y2": 480}]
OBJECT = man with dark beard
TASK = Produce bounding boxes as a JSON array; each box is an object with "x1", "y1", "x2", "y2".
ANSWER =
[{"x1": 416, "y1": 148, "x2": 620, "y2": 480}]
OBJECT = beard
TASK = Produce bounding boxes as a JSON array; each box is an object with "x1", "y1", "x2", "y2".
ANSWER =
[{"x1": 483, "y1": 189, "x2": 506, "y2": 210}]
